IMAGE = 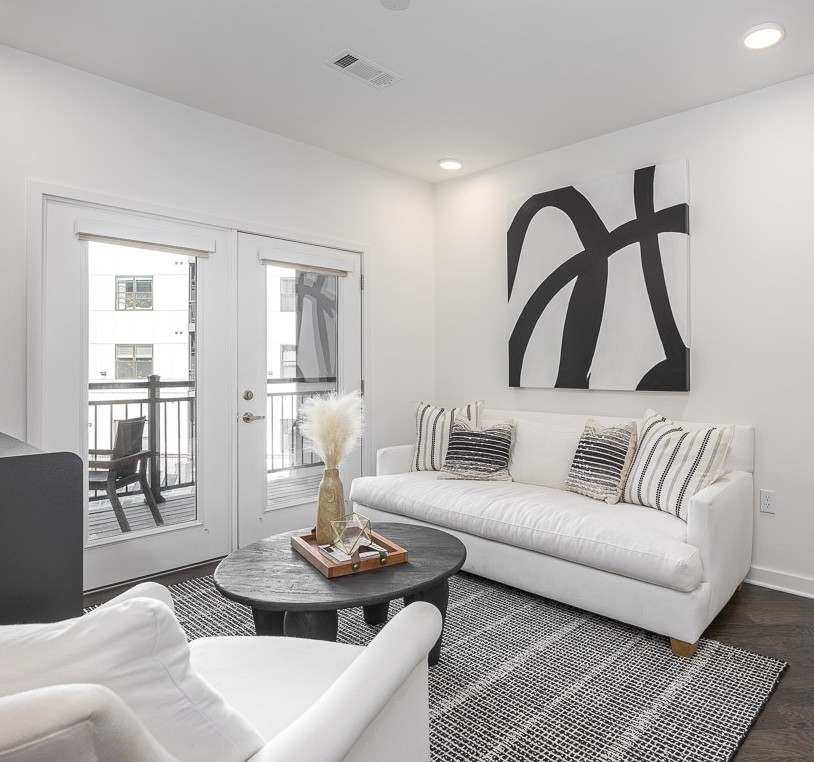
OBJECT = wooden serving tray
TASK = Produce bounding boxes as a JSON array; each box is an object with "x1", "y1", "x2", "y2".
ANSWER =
[{"x1": 291, "y1": 530, "x2": 408, "y2": 579}]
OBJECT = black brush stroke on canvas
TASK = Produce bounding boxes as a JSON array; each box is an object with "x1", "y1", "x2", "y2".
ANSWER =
[
  {"x1": 295, "y1": 272, "x2": 337, "y2": 380},
  {"x1": 507, "y1": 165, "x2": 689, "y2": 391}
]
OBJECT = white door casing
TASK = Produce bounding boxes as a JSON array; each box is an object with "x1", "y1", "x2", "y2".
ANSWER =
[
  {"x1": 236, "y1": 232, "x2": 363, "y2": 547},
  {"x1": 35, "y1": 196, "x2": 234, "y2": 589}
]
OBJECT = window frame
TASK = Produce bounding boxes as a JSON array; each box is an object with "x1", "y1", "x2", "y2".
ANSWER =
[
  {"x1": 115, "y1": 343, "x2": 154, "y2": 379},
  {"x1": 279, "y1": 344, "x2": 297, "y2": 379},
  {"x1": 115, "y1": 275, "x2": 154, "y2": 311},
  {"x1": 279, "y1": 277, "x2": 296, "y2": 312}
]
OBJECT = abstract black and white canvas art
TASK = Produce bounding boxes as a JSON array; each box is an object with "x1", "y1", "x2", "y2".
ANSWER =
[
  {"x1": 294, "y1": 271, "x2": 337, "y2": 381},
  {"x1": 507, "y1": 161, "x2": 690, "y2": 391}
]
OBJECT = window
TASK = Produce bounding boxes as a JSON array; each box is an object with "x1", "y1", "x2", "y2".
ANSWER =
[
  {"x1": 116, "y1": 276, "x2": 153, "y2": 310},
  {"x1": 116, "y1": 344, "x2": 153, "y2": 379},
  {"x1": 280, "y1": 278, "x2": 296, "y2": 312},
  {"x1": 281, "y1": 418, "x2": 296, "y2": 446},
  {"x1": 280, "y1": 344, "x2": 297, "y2": 378}
]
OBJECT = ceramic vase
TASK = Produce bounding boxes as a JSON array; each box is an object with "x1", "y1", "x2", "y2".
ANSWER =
[{"x1": 316, "y1": 467, "x2": 345, "y2": 545}]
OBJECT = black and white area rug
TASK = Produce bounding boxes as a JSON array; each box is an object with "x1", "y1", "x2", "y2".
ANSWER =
[{"x1": 167, "y1": 573, "x2": 785, "y2": 762}]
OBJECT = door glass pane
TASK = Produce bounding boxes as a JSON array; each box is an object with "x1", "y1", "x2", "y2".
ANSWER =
[
  {"x1": 265, "y1": 266, "x2": 338, "y2": 509},
  {"x1": 88, "y1": 243, "x2": 197, "y2": 541}
]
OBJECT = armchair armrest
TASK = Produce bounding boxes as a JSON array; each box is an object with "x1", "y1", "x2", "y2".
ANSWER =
[
  {"x1": 0, "y1": 684, "x2": 176, "y2": 761},
  {"x1": 376, "y1": 444, "x2": 414, "y2": 476},
  {"x1": 98, "y1": 581, "x2": 175, "y2": 614},
  {"x1": 89, "y1": 451, "x2": 151, "y2": 470},
  {"x1": 686, "y1": 470, "x2": 753, "y2": 617},
  {"x1": 250, "y1": 602, "x2": 442, "y2": 762}
]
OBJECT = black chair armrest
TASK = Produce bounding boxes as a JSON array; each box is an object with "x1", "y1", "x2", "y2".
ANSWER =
[{"x1": 91, "y1": 451, "x2": 152, "y2": 470}]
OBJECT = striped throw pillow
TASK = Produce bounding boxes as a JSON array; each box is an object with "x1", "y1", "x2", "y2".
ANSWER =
[
  {"x1": 565, "y1": 419, "x2": 638, "y2": 504},
  {"x1": 624, "y1": 410, "x2": 734, "y2": 521},
  {"x1": 411, "y1": 401, "x2": 483, "y2": 472},
  {"x1": 438, "y1": 416, "x2": 514, "y2": 481}
]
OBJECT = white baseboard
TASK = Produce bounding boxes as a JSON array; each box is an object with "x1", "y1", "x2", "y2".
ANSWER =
[{"x1": 746, "y1": 565, "x2": 814, "y2": 600}]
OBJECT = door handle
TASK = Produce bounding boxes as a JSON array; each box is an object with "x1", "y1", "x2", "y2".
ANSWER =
[{"x1": 242, "y1": 412, "x2": 266, "y2": 423}]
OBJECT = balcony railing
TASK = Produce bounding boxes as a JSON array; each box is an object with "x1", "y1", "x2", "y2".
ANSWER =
[
  {"x1": 88, "y1": 376, "x2": 335, "y2": 502},
  {"x1": 88, "y1": 376, "x2": 195, "y2": 503},
  {"x1": 265, "y1": 379, "x2": 335, "y2": 473}
]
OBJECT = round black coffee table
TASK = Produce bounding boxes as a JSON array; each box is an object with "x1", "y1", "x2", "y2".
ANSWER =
[{"x1": 214, "y1": 522, "x2": 466, "y2": 666}]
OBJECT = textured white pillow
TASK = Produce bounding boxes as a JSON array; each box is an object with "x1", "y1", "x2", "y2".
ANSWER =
[
  {"x1": 410, "y1": 400, "x2": 483, "y2": 472},
  {"x1": 0, "y1": 598, "x2": 265, "y2": 762},
  {"x1": 624, "y1": 409, "x2": 734, "y2": 521},
  {"x1": 438, "y1": 416, "x2": 515, "y2": 481},
  {"x1": 565, "y1": 419, "x2": 638, "y2": 504}
]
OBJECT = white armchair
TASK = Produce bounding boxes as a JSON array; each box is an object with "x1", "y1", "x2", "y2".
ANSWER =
[{"x1": 0, "y1": 583, "x2": 442, "y2": 762}]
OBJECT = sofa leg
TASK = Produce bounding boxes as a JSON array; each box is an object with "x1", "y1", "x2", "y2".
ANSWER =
[
  {"x1": 737, "y1": 581, "x2": 744, "y2": 592},
  {"x1": 670, "y1": 638, "x2": 699, "y2": 658}
]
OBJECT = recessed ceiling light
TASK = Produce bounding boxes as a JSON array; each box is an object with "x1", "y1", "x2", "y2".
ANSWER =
[
  {"x1": 380, "y1": 0, "x2": 410, "y2": 10},
  {"x1": 438, "y1": 158, "x2": 463, "y2": 171},
  {"x1": 743, "y1": 23, "x2": 786, "y2": 50}
]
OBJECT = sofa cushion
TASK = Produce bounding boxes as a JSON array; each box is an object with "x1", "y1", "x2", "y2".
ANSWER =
[
  {"x1": 439, "y1": 417, "x2": 514, "y2": 481},
  {"x1": 487, "y1": 413, "x2": 584, "y2": 489},
  {"x1": 411, "y1": 400, "x2": 483, "y2": 472},
  {"x1": 624, "y1": 410, "x2": 734, "y2": 521},
  {"x1": 350, "y1": 473, "x2": 704, "y2": 592},
  {"x1": 0, "y1": 598, "x2": 265, "y2": 762},
  {"x1": 565, "y1": 419, "x2": 638, "y2": 504}
]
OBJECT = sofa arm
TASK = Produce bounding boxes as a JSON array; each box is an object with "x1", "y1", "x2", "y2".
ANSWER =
[
  {"x1": 249, "y1": 602, "x2": 442, "y2": 762},
  {"x1": 376, "y1": 444, "x2": 414, "y2": 476},
  {"x1": 686, "y1": 470, "x2": 753, "y2": 615}
]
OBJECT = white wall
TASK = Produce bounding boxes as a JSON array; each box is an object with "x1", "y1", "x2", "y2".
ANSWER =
[
  {"x1": 4, "y1": 42, "x2": 812, "y2": 595},
  {"x1": 0, "y1": 44, "x2": 435, "y2": 471},
  {"x1": 434, "y1": 73, "x2": 814, "y2": 596}
]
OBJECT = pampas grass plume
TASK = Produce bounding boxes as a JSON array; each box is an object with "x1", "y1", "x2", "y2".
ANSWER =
[{"x1": 300, "y1": 390, "x2": 364, "y2": 470}]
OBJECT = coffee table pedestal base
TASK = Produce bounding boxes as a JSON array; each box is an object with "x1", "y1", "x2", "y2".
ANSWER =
[
  {"x1": 284, "y1": 610, "x2": 339, "y2": 641},
  {"x1": 252, "y1": 609, "x2": 284, "y2": 636},
  {"x1": 252, "y1": 580, "x2": 449, "y2": 665},
  {"x1": 362, "y1": 601, "x2": 390, "y2": 626},
  {"x1": 252, "y1": 608, "x2": 338, "y2": 641}
]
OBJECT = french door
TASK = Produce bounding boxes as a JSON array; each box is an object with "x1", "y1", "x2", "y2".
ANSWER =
[
  {"x1": 236, "y1": 232, "x2": 363, "y2": 546},
  {"x1": 35, "y1": 197, "x2": 234, "y2": 589}
]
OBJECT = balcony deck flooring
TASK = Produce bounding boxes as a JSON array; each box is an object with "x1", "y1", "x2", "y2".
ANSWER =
[
  {"x1": 88, "y1": 472, "x2": 323, "y2": 541},
  {"x1": 88, "y1": 490, "x2": 197, "y2": 541}
]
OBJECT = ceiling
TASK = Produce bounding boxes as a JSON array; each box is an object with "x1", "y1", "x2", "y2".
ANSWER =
[{"x1": 1, "y1": 0, "x2": 813, "y2": 183}]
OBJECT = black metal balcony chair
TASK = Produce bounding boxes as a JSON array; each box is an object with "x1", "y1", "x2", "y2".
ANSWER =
[{"x1": 88, "y1": 417, "x2": 164, "y2": 533}]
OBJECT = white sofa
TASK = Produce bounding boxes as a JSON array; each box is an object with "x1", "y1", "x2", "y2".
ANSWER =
[
  {"x1": 0, "y1": 583, "x2": 442, "y2": 762},
  {"x1": 350, "y1": 409, "x2": 754, "y2": 656}
]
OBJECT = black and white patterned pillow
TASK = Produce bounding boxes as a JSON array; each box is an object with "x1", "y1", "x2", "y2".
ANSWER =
[
  {"x1": 438, "y1": 416, "x2": 514, "y2": 481},
  {"x1": 565, "y1": 419, "x2": 638, "y2": 504},
  {"x1": 624, "y1": 410, "x2": 734, "y2": 521},
  {"x1": 411, "y1": 400, "x2": 483, "y2": 472}
]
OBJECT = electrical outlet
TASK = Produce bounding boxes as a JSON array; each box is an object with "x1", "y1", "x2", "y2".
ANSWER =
[{"x1": 760, "y1": 489, "x2": 776, "y2": 514}]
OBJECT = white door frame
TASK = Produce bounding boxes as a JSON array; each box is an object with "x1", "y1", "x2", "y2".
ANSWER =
[
  {"x1": 26, "y1": 182, "x2": 372, "y2": 587},
  {"x1": 236, "y1": 232, "x2": 364, "y2": 547},
  {"x1": 36, "y1": 196, "x2": 235, "y2": 589}
]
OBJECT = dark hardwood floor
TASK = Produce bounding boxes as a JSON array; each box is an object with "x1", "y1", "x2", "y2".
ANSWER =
[
  {"x1": 705, "y1": 584, "x2": 814, "y2": 761},
  {"x1": 84, "y1": 575, "x2": 814, "y2": 760}
]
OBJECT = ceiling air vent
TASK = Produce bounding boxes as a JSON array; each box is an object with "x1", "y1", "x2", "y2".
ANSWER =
[{"x1": 326, "y1": 49, "x2": 402, "y2": 90}]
